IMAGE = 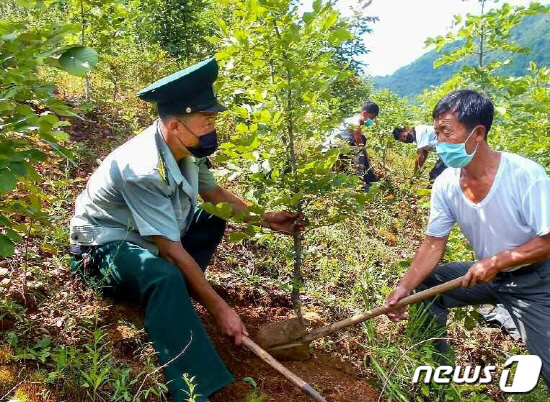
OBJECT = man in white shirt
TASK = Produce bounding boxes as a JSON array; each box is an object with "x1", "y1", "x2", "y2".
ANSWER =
[
  {"x1": 323, "y1": 101, "x2": 380, "y2": 190},
  {"x1": 393, "y1": 125, "x2": 447, "y2": 181},
  {"x1": 385, "y1": 90, "x2": 550, "y2": 390}
]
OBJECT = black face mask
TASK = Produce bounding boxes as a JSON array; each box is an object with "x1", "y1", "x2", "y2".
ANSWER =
[
  {"x1": 404, "y1": 133, "x2": 415, "y2": 143},
  {"x1": 177, "y1": 119, "x2": 218, "y2": 158},
  {"x1": 187, "y1": 130, "x2": 218, "y2": 158}
]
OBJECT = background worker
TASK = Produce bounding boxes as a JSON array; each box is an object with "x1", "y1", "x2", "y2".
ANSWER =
[
  {"x1": 393, "y1": 125, "x2": 447, "y2": 182},
  {"x1": 324, "y1": 100, "x2": 380, "y2": 190}
]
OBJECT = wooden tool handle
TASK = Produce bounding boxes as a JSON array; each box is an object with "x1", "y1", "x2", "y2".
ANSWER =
[
  {"x1": 302, "y1": 276, "x2": 464, "y2": 343},
  {"x1": 242, "y1": 336, "x2": 327, "y2": 402}
]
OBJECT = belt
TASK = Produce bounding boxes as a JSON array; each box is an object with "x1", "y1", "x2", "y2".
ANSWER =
[{"x1": 496, "y1": 263, "x2": 542, "y2": 279}]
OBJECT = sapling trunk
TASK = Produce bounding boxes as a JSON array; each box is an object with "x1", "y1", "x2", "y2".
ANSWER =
[
  {"x1": 285, "y1": 53, "x2": 303, "y2": 320},
  {"x1": 479, "y1": 0, "x2": 486, "y2": 69},
  {"x1": 80, "y1": 0, "x2": 90, "y2": 100},
  {"x1": 274, "y1": 21, "x2": 303, "y2": 319}
]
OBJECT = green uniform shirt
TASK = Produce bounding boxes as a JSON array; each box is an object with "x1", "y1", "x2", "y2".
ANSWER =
[{"x1": 70, "y1": 120, "x2": 218, "y2": 255}]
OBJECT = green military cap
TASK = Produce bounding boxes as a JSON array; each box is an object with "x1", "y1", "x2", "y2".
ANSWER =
[{"x1": 137, "y1": 57, "x2": 227, "y2": 115}]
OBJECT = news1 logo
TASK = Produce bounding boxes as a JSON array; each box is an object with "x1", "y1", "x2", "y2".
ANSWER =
[{"x1": 412, "y1": 355, "x2": 542, "y2": 393}]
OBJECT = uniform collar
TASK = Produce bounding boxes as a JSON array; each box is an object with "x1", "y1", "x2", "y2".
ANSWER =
[
  {"x1": 155, "y1": 120, "x2": 185, "y2": 185},
  {"x1": 154, "y1": 121, "x2": 198, "y2": 201}
]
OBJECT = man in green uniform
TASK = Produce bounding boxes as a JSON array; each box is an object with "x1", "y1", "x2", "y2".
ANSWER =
[{"x1": 69, "y1": 58, "x2": 302, "y2": 401}]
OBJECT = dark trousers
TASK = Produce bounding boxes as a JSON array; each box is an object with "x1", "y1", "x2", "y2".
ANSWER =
[
  {"x1": 346, "y1": 136, "x2": 378, "y2": 190},
  {"x1": 72, "y1": 210, "x2": 230, "y2": 401},
  {"x1": 356, "y1": 148, "x2": 379, "y2": 189},
  {"x1": 417, "y1": 260, "x2": 550, "y2": 391}
]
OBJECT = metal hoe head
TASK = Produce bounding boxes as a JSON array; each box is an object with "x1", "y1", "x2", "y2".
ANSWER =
[{"x1": 255, "y1": 317, "x2": 312, "y2": 360}]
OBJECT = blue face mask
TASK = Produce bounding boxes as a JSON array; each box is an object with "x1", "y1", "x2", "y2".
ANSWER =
[
  {"x1": 177, "y1": 119, "x2": 218, "y2": 158},
  {"x1": 364, "y1": 119, "x2": 374, "y2": 127},
  {"x1": 435, "y1": 126, "x2": 480, "y2": 168}
]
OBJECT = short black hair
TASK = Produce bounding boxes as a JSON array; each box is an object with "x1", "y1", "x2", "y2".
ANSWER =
[
  {"x1": 361, "y1": 100, "x2": 379, "y2": 117},
  {"x1": 432, "y1": 90, "x2": 494, "y2": 138},
  {"x1": 393, "y1": 127, "x2": 406, "y2": 141}
]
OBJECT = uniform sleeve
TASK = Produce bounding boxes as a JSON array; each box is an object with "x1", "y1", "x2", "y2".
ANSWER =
[
  {"x1": 426, "y1": 179, "x2": 456, "y2": 237},
  {"x1": 521, "y1": 178, "x2": 550, "y2": 237},
  {"x1": 197, "y1": 158, "x2": 218, "y2": 193},
  {"x1": 121, "y1": 174, "x2": 181, "y2": 242}
]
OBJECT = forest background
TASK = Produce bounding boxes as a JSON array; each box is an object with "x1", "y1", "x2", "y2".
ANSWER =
[{"x1": 0, "y1": 0, "x2": 549, "y2": 401}]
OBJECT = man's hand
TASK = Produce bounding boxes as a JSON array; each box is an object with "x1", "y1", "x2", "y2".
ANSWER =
[
  {"x1": 352, "y1": 129, "x2": 365, "y2": 146},
  {"x1": 213, "y1": 304, "x2": 249, "y2": 345},
  {"x1": 385, "y1": 285, "x2": 411, "y2": 322},
  {"x1": 462, "y1": 257, "x2": 500, "y2": 288},
  {"x1": 263, "y1": 211, "x2": 304, "y2": 235}
]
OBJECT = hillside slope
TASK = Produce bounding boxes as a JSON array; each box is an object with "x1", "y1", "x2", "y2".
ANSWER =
[{"x1": 373, "y1": 13, "x2": 550, "y2": 98}]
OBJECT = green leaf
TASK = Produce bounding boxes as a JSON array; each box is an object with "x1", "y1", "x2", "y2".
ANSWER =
[
  {"x1": 200, "y1": 202, "x2": 233, "y2": 220},
  {"x1": 0, "y1": 235, "x2": 15, "y2": 257},
  {"x1": 46, "y1": 101, "x2": 78, "y2": 118},
  {"x1": 26, "y1": 149, "x2": 47, "y2": 162},
  {"x1": 312, "y1": 0, "x2": 322, "y2": 12},
  {"x1": 0, "y1": 100, "x2": 12, "y2": 112},
  {"x1": 44, "y1": 56, "x2": 62, "y2": 69},
  {"x1": 416, "y1": 189, "x2": 431, "y2": 196},
  {"x1": 7, "y1": 332, "x2": 18, "y2": 347},
  {"x1": 228, "y1": 232, "x2": 247, "y2": 243},
  {"x1": 36, "y1": 337, "x2": 52, "y2": 348},
  {"x1": 234, "y1": 106, "x2": 249, "y2": 119},
  {"x1": 0, "y1": 215, "x2": 10, "y2": 226},
  {"x1": 51, "y1": 131, "x2": 69, "y2": 142},
  {"x1": 328, "y1": 27, "x2": 352, "y2": 45},
  {"x1": 322, "y1": 12, "x2": 338, "y2": 31},
  {"x1": 1, "y1": 31, "x2": 17, "y2": 41},
  {"x1": 9, "y1": 162, "x2": 27, "y2": 177},
  {"x1": 58, "y1": 46, "x2": 98, "y2": 77},
  {"x1": 5, "y1": 229, "x2": 22, "y2": 243},
  {"x1": 200, "y1": 202, "x2": 218, "y2": 216},
  {"x1": 0, "y1": 169, "x2": 16, "y2": 193},
  {"x1": 38, "y1": 114, "x2": 59, "y2": 132},
  {"x1": 218, "y1": 202, "x2": 233, "y2": 219},
  {"x1": 235, "y1": 123, "x2": 249, "y2": 134}
]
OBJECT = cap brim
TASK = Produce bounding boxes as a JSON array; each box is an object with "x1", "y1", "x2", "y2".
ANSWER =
[{"x1": 200, "y1": 100, "x2": 228, "y2": 113}]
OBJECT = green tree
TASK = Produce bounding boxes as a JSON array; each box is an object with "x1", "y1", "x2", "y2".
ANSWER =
[
  {"x1": 425, "y1": 1, "x2": 549, "y2": 92},
  {"x1": 207, "y1": 0, "x2": 375, "y2": 317},
  {"x1": 420, "y1": 1, "x2": 550, "y2": 168},
  {"x1": 0, "y1": 0, "x2": 97, "y2": 258},
  {"x1": 135, "y1": 0, "x2": 218, "y2": 63}
]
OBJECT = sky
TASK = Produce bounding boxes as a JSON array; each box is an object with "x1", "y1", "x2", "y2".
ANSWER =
[{"x1": 330, "y1": 0, "x2": 535, "y2": 77}]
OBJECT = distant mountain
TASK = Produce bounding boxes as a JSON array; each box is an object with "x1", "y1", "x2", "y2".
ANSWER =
[{"x1": 373, "y1": 14, "x2": 550, "y2": 99}]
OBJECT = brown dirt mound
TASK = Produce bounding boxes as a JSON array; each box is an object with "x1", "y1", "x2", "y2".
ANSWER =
[
  {"x1": 193, "y1": 257, "x2": 378, "y2": 401},
  {"x1": 205, "y1": 307, "x2": 379, "y2": 402},
  {"x1": 105, "y1": 285, "x2": 379, "y2": 401}
]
